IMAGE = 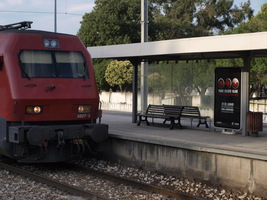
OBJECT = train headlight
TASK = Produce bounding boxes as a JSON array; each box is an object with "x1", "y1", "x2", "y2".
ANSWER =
[
  {"x1": 43, "y1": 38, "x2": 60, "y2": 48},
  {"x1": 26, "y1": 106, "x2": 42, "y2": 114},
  {"x1": 78, "y1": 105, "x2": 91, "y2": 113}
]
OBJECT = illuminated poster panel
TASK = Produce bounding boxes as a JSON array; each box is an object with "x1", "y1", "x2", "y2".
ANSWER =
[{"x1": 214, "y1": 67, "x2": 242, "y2": 129}]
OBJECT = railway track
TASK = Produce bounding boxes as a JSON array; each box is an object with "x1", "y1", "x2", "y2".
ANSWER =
[
  {"x1": 0, "y1": 161, "x2": 108, "y2": 200},
  {"x1": 72, "y1": 164, "x2": 208, "y2": 200},
  {"x1": 0, "y1": 159, "x2": 207, "y2": 200}
]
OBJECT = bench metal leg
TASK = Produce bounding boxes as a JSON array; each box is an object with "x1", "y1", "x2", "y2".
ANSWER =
[
  {"x1": 169, "y1": 118, "x2": 175, "y2": 130},
  {"x1": 146, "y1": 118, "x2": 150, "y2": 126},
  {"x1": 175, "y1": 118, "x2": 182, "y2": 129},
  {"x1": 137, "y1": 116, "x2": 141, "y2": 126},
  {"x1": 197, "y1": 120, "x2": 201, "y2": 127},
  {"x1": 205, "y1": 121, "x2": 209, "y2": 128},
  {"x1": 197, "y1": 118, "x2": 209, "y2": 128},
  {"x1": 137, "y1": 116, "x2": 150, "y2": 126}
]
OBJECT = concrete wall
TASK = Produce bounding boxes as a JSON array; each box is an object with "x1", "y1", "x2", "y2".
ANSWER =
[
  {"x1": 100, "y1": 91, "x2": 161, "y2": 112},
  {"x1": 100, "y1": 138, "x2": 267, "y2": 198}
]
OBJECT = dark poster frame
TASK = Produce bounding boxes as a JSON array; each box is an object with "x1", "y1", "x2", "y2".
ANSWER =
[{"x1": 214, "y1": 67, "x2": 242, "y2": 129}]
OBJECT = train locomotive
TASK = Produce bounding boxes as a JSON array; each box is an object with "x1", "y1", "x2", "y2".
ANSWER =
[{"x1": 0, "y1": 22, "x2": 108, "y2": 163}]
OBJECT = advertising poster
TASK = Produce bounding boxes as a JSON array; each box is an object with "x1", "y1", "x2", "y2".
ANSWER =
[{"x1": 214, "y1": 67, "x2": 242, "y2": 129}]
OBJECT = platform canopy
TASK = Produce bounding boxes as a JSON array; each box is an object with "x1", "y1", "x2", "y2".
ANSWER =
[
  {"x1": 87, "y1": 32, "x2": 267, "y2": 136},
  {"x1": 88, "y1": 31, "x2": 267, "y2": 62}
]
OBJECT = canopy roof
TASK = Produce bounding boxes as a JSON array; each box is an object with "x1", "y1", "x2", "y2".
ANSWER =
[{"x1": 88, "y1": 31, "x2": 267, "y2": 62}]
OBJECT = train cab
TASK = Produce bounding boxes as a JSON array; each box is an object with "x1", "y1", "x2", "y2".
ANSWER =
[{"x1": 0, "y1": 22, "x2": 108, "y2": 163}]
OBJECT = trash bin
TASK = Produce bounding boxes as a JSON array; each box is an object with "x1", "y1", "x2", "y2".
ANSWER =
[{"x1": 246, "y1": 112, "x2": 263, "y2": 136}]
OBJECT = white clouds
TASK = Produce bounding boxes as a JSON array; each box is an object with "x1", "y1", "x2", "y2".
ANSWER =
[
  {"x1": 7, "y1": 0, "x2": 23, "y2": 5},
  {"x1": 58, "y1": 14, "x2": 83, "y2": 35},
  {"x1": 0, "y1": 0, "x2": 95, "y2": 35},
  {"x1": 0, "y1": 0, "x2": 22, "y2": 9},
  {"x1": 67, "y1": 3, "x2": 94, "y2": 14}
]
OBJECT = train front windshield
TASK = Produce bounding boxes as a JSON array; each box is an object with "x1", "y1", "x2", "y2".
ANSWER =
[{"x1": 19, "y1": 50, "x2": 89, "y2": 79}]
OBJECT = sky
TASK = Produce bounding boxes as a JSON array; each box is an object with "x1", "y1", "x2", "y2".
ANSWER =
[{"x1": 0, "y1": 0, "x2": 266, "y2": 36}]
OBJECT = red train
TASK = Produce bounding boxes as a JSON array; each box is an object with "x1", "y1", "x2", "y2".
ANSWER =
[{"x1": 0, "y1": 22, "x2": 108, "y2": 163}]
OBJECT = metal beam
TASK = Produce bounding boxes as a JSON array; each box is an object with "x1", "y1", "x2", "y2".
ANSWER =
[
  {"x1": 132, "y1": 60, "x2": 138, "y2": 123},
  {"x1": 140, "y1": 0, "x2": 149, "y2": 113},
  {"x1": 241, "y1": 53, "x2": 252, "y2": 136},
  {"x1": 141, "y1": 0, "x2": 148, "y2": 43},
  {"x1": 54, "y1": 0, "x2": 57, "y2": 33}
]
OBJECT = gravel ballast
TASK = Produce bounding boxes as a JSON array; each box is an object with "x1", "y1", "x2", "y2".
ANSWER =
[{"x1": 0, "y1": 158, "x2": 264, "y2": 200}]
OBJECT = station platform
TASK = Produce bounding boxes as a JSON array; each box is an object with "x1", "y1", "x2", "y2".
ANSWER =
[
  {"x1": 101, "y1": 110, "x2": 267, "y2": 162},
  {"x1": 100, "y1": 110, "x2": 267, "y2": 196}
]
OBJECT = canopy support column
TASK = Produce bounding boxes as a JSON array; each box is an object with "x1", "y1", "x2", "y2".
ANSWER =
[
  {"x1": 241, "y1": 54, "x2": 252, "y2": 136},
  {"x1": 132, "y1": 60, "x2": 138, "y2": 123}
]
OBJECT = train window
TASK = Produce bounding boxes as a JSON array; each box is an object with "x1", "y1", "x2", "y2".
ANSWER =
[
  {"x1": 55, "y1": 51, "x2": 89, "y2": 78},
  {"x1": 20, "y1": 51, "x2": 55, "y2": 78},
  {"x1": 19, "y1": 50, "x2": 89, "y2": 79}
]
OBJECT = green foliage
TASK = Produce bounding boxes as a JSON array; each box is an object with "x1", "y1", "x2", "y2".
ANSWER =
[
  {"x1": 224, "y1": 3, "x2": 267, "y2": 97},
  {"x1": 164, "y1": 63, "x2": 192, "y2": 96},
  {"x1": 148, "y1": 72, "x2": 165, "y2": 93},
  {"x1": 78, "y1": 0, "x2": 253, "y2": 46},
  {"x1": 79, "y1": 0, "x2": 254, "y2": 93},
  {"x1": 192, "y1": 61, "x2": 216, "y2": 96},
  {"x1": 148, "y1": 61, "x2": 215, "y2": 94},
  {"x1": 230, "y1": 3, "x2": 267, "y2": 34},
  {"x1": 105, "y1": 60, "x2": 133, "y2": 91},
  {"x1": 250, "y1": 58, "x2": 267, "y2": 97},
  {"x1": 77, "y1": 0, "x2": 141, "y2": 46},
  {"x1": 152, "y1": 0, "x2": 196, "y2": 39},
  {"x1": 214, "y1": 58, "x2": 243, "y2": 67},
  {"x1": 152, "y1": 0, "x2": 253, "y2": 39},
  {"x1": 93, "y1": 59, "x2": 110, "y2": 91},
  {"x1": 147, "y1": 61, "x2": 216, "y2": 106}
]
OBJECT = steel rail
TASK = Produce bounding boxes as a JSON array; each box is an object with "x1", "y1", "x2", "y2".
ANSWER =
[
  {"x1": 0, "y1": 159, "x2": 209, "y2": 200},
  {"x1": 72, "y1": 164, "x2": 209, "y2": 200},
  {"x1": 0, "y1": 161, "x2": 109, "y2": 200}
]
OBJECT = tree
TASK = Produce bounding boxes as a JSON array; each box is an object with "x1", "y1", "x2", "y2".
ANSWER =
[
  {"x1": 151, "y1": 0, "x2": 196, "y2": 39},
  {"x1": 78, "y1": 0, "x2": 253, "y2": 46},
  {"x1": 152, "y1": 0, "x2": 253, "y2": 40},
  {"x1": 80, "y1": 0, "x2": 254, "y2": 92},
  {"x1": 148, "y1": 72, "x2": 166, "y2": 94},
  {"x1": 192, "y1": 61, "x2": 216, "y2": 96},
  {"x1": 77, "y1": 0, "x2": 141, "y2": 46},
  {"x1": 229, "y1": 3, "x2": 267, "y2": 34},
  {"x1": 194, "y1": 0, "x2": 253, "y2": 35},
  {"x1": 250, "y1": 58, "x2": 267, "y2": 97},
  {"x1": 148, "y1": 62, "x2": 194, "y2": 105},
  {"x1": 93, "y1": 59, "x2": 111, "y2": 91},
  {"x1": 224, "y1": 3, "x2": 267, "y2": 97},
  {"x1": 105, "y1": 60, "x2": 133, "y2": 91}
]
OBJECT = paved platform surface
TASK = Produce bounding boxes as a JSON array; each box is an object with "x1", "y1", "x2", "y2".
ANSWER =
[{"x1": 101, "y1": 110, "x2": 267, "y2": 161}]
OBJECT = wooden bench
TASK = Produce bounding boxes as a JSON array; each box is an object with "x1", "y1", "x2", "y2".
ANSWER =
[
  {"x1": 181, "y1": 106, "x2": 210, "y2": 128},
  {"x1": 162, "y1": 104, "x2": 183, "y2": 128},
  {"x1": 136, "y1": 104, "x2": 183, "y2": 129}
]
